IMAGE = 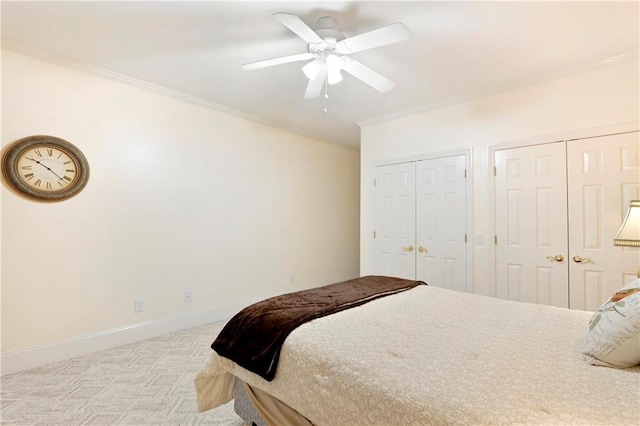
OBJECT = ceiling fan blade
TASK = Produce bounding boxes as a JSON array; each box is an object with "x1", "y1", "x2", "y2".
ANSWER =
[
  {"x1": 242, "y1": 53, "x2": 314, "y2": 71},
  {"x1": 273, "y1": 13, "x2": 324, "y2": 45},
  {"x1": 304, "y1": 65, "x2": 327, "y2": 99},
  {"x1": 336, "y1": 22, "x2": 410, "y2": 54},
  {"x1": 342, "y1": 56, "x2": 394, "y2": 93}
]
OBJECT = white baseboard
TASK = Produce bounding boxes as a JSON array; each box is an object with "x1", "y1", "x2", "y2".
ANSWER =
[{"x1": 0, "y1": 295, "x2": 271, "y2": 376}]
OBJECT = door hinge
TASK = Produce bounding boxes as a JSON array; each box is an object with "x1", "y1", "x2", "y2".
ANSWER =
[
  {"x1": 494, "y1": 166, "x2": 497, "y2": 176},
  {"x1": 373, "y1": 231, "x2": 376, "y2": 239},
  {"x1": 373, "y1": 178, "x2": 376, "y2": 187},
  {"x1": 464, "y1": 234, "x2": 467, "y2": 243},
  {"x1": 494, "y1": 235, "x2": 498, "y2": 245},
  {"x1": 464, "y1": 169, "x2": 467, "y2": 179}
]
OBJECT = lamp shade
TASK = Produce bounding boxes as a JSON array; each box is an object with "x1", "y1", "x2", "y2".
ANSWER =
[
  {"x1": 326, "y1": 54, "x2": 344, "y2": 85},
  {"x1": 303, "y1": 60, "x2": 325, "y2": 80},
  {"x1": 614, "y1": 200, "x2": 640, "y2": 247}
]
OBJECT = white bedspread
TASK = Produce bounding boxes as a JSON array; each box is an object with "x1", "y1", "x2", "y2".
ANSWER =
[{"x1": 195, "y1": 285, "x2": 640, "y2": 425}]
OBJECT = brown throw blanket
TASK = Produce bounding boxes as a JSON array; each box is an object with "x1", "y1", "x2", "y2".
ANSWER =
[{"x1": 212, "y1": 275, "x2": 425, "y2": 381}]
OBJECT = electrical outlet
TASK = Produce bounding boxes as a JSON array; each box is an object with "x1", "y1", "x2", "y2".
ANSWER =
[
  {"x1": 289, "y1": 274, "x2": 295, "y2": 283},
  {"x1": 134, "y1": 298, "x2": 144, "y2": 313},
  {"x1": 184, "y1": 291, "x2": 193, "y2": 303}
]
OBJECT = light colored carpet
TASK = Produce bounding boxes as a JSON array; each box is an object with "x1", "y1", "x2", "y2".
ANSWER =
[{"x1": 0, "y1": 321, "x2": 246, "y2": 425}]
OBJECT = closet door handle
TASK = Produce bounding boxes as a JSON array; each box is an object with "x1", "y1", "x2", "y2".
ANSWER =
[
  {"x1": 402, "y1": 245, "x2": 414, "y2": 252},
  {"x1": 546, "y1": 254, "x2": 564, "y2": 262},
  {"x1": 572, "y1": 255, "x2": 592, "y2": 264},
  {"x1": 418, "y1": 245, "x2": 427, "y2": 253}
]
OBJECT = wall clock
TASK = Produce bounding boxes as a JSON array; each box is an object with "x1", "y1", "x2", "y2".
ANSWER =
[{"x1": 1, "y1": 135, "x2": 90, "y2": 202}]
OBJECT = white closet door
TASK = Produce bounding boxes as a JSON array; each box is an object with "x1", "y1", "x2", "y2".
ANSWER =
[
  {"x1": 373, "y1": 162, "x2": 416, "y2": 279},
  {"x1": 495, "y1": 143, "x2": 569, "y2": 307},
  {"x1": 415, "y1": 155, "x2": 467, "y2": 291},
  {"x1": 567, "y1": 132, "x2": 640, "y2": 311}
]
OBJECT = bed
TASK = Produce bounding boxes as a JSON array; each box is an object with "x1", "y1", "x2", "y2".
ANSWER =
[{"x1": 195, "y1": 276, "x2": 640, "y2": 425}]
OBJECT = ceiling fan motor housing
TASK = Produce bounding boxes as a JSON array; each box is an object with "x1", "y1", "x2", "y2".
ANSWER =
[{"x1": 314, "y1": 16, "x2": 345, "y2": 43}]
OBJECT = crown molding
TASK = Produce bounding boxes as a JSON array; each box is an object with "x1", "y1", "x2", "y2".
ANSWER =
[
  {"x1": 1, "y1": 38, "x2": 343, "y2": 148},
  {"x1": 357, "y1": 50, "x2": 640, "y2": 128}
]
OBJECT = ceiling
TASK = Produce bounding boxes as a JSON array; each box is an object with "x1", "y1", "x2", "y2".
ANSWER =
[{"x1": 2, "y1": 1, "x2": 638, "y2": 150}]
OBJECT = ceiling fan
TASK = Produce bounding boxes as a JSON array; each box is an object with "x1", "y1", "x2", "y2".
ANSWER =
[{"x1": 242, "y1": 13, "x2": 410, "y2": 100}]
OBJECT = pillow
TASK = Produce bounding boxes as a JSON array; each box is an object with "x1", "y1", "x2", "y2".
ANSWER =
[{"x1": 581, "y1": 278, "x2": 640, "y2": 368}]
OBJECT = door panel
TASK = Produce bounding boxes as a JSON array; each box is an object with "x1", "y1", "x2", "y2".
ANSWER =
[
  {"x1": 373, "y1": 162, "x2": 416, "y2": 279},
  {"x1": 495, "y1": 132, "x2": 640, "y2": 310},
  {"x1": 567, "y1": 132, "x2": 640, "y2": 310},
  {"x1": 495, "y1": 143, "x2": 569, "y2": 307},
  {"x1": 416, "y1": 155, "x2": 467, "y2": 291}
]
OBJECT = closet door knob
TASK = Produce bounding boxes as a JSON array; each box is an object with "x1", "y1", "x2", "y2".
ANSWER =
[
  {"x1": 402, "y1": 245, "x2": 414, "y2": 252},
  {"x1": 572, "y1": 255, "x2": 592, "y2": 264},
  {"x1": 418, "y1": 245, "x2": 427, "y2": 253}
]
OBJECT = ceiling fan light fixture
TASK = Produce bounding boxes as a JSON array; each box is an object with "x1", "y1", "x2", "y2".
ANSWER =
[
  {"x1": 303, "y1": 60, "x2": 323, "y2": 80},
  {"x1": 327, "y1": 69, "x2": 343, "y2": 85},
  {"x1": 326, "y1": 54, "x2": 344, "y2": 70},
  {"x1": 326, "y1": 54, "x2": 345, "y2": 84}
]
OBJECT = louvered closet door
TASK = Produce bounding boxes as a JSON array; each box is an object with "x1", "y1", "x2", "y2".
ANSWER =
[
  {"x1": 567, "y1": 132, "x2": 640, "y2": 311},
  {"x1": 373, "y1": 162, "x2": 416, "y2": 279},
  {"x1": 495, "y1": 143, "x2": 569, "y2": 307},
  {"x1": 415, "y1": 155, "x2": 467, "y2": 290}
]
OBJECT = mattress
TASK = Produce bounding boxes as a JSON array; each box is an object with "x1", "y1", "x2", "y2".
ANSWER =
[{"x1": 195, "y1": 285, "x2": 640, "y2": 425}]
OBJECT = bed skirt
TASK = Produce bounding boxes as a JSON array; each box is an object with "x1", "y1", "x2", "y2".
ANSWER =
[{"x1": 234, "y1": 378, "x2": 312, "y2": 426}]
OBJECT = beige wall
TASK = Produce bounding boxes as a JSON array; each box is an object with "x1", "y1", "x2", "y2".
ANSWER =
[
  {"x1": 1, "y1": 51, "x2": 360, "y2": 353},
  {"x1": 360, "y1": 58, "x2": 639, "y2": 296}
]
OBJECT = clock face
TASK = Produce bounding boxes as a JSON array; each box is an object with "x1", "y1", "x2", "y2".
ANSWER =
[
  {"x1": 2, "y1": 135, "x2": 89, "y2": 202},
  {"x1": 16, "y1": 144, "x2": 79, "y2": 193}
]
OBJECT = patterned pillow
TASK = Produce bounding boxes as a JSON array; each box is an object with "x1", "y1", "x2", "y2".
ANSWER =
[{"x1": 581, "y1": 278, "x2": 640, "y2": 368}]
